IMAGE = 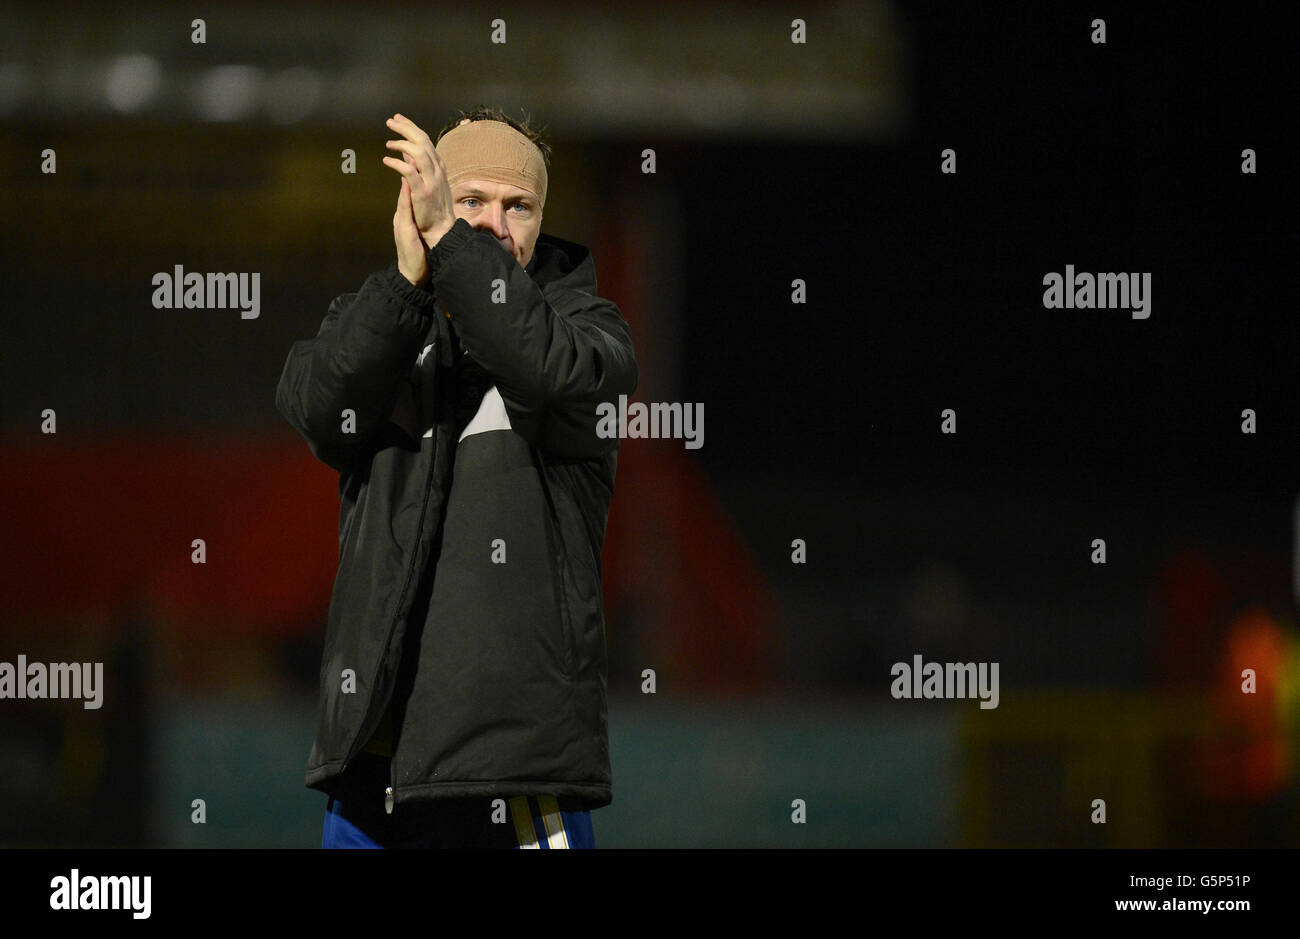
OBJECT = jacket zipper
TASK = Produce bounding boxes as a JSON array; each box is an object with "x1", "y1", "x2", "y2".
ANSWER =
[
  {"x1": 384, "y1": 331, "x2": 440, "y2": 817},
  {"x1": 337, "y1": 414, "x2": 440, "y2": 814},
  {"x1": 377, "y1": 325, "x2": 445, "y2": 816}
]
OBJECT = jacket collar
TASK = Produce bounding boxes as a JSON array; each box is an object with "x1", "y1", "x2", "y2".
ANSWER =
[{"x1": 527, "y1": 231, "x2": 599, "y2": 294}]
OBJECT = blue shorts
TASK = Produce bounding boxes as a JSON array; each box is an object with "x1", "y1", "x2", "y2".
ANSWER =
[{"x1": 322, "y1": 793, "x2": 594, "y2": 849}]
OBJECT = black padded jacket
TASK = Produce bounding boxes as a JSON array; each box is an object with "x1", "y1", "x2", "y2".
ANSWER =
[{"x1": 274, "y1": 217, "x2": 637, "y2": 813}]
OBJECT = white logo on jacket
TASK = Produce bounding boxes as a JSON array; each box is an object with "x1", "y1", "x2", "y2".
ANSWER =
[{"x1": 427, "y1": 385, "x2": 512, "y2": 440}]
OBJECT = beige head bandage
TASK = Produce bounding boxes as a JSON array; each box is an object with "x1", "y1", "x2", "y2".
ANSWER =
[{"x1": 435, "y1": 118, "x2": 547, "y2": 210}]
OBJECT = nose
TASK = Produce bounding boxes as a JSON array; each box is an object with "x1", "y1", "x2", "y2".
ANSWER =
[{"x1": 474, "y1": 203, "x2": 510, "y2": 241}]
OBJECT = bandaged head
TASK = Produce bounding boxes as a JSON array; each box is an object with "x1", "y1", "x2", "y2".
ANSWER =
[{"x1": 435, "y1": 118, "x2": 547, "y2": 210}]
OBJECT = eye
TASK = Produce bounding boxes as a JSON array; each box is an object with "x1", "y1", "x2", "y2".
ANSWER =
[{"x1": 462, "y1": 197, "x2": 479, "y2": 208}]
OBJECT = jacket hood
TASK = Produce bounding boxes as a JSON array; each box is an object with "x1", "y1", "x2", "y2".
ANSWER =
[{"x1": 527, "y1": 231, "x2": 599, "y2": 294}]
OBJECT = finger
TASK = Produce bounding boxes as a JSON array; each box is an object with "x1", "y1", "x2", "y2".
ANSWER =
[
  {"x1": 386, "y1": 116, "x2": 438, "y2": 167},
  {"x1": 385, "y1": 141, "x2": 436, "y2": 186},
  {"x1": 400, "y1": 153, "x2": 433, "y2": 200},
  {"x1": 382, "y1": 155, "x2": 419, "y2": 180},
  {"x1": 384, "y1": 138, "x2": 423, "y2": 159},
  {"x1": 386, "y1": 137, "x2": 438, "y2": 182},
  {"x1": 395, "y1": 192, "x2": 424, "y2": 252},
  {"x1": 426, "y1": 145, "x2": 446, "y2": 177},
  {"x1": 386, "y1": 114, "x2": 434, "y2": 148},
  {"x1": 395, "y1": 178, "x2": 412, "y2": 217}
]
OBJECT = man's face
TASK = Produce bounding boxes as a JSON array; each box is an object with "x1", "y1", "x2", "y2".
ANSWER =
[{"x1": 451, "y1": 178, "x2": 543, "y2": 268}]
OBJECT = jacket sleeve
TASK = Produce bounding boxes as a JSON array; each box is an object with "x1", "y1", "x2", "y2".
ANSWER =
[
  {"x1": 275, "y1": 263, "x2": 437, "y2": 473},
  {"x1": 427, "y1": 219, "x2": 638, "y2": 460}
]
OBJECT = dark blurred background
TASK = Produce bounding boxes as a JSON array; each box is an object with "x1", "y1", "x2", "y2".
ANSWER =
[{"x1": 1, "y1": 1, "x2": 1297, "y2": 847}]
